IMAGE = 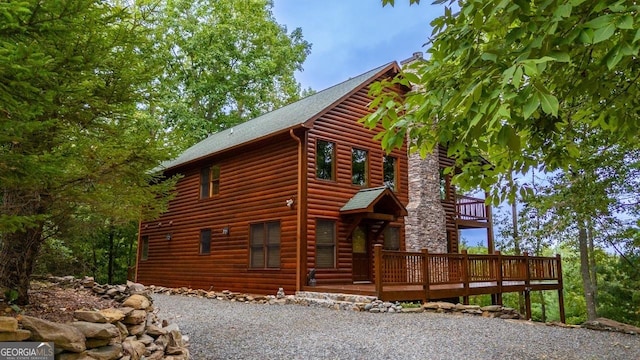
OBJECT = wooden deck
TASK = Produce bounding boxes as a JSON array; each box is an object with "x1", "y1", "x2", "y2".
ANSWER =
[{"x1": 304, "y1": 245, "x2": 565, "y2": 322}]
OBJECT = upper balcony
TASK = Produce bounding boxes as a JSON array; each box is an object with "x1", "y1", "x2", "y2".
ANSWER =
[{"x1": 455, "y1": 194, "x2": 491, "y2": 228}]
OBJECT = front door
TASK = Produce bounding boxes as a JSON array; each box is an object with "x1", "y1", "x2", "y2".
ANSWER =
[{"x1": 352, "y1": 225, "x2": 370, "y2": 282}]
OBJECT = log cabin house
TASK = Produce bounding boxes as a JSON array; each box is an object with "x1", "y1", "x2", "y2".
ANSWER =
[{"x1": 136, "y1": 60, "x2": 564, "y2": 321}]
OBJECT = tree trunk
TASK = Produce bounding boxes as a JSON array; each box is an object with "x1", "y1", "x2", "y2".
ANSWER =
[
  {"x1": 511, "y1": 200, "x2": 525, "y2": 315},
  {"x1": 539, "y1": 291, "x2": 546, "y2": 322},
  {"x1": 0, "y1": 227, "x2": 44, "y2": 305},
  {"x1": 578, "y1": 222, "x2": 598, "y2": 320},
  {"x1": 587, "y1": 221, "x2": 598, "y2": 308},
  {"x1": 0, "y1": 190, "x2": 47, "y2": 305},
  {"x1": 107, "y1": 229, "x2": 115, "y2": 285}
]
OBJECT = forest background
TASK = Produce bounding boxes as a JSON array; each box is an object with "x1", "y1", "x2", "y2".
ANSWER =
[{"x1": 1, "y1": 0, "x2": 638, "y2": 327}]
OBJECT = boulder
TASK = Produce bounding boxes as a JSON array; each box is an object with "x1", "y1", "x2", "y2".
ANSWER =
[
  {"x1": 0, "y1": 316, "x2": 18, "y2": 331},
  {"x1": 71, "y1": 322, "x2": 119, "y2": 339},
  {"x1": 123, "y1": 310, "x2": 147, "y2": 325},
  {"x1": 0, "y1": 329, "x2": 32, "y2": 341},
  {"x1": 114, "y1": 321, "x2": 129, "y2": 341},
  {"x1": 20, "y1": 315, "x2": 86, "y2": 353},
  {"x1": 85, "y1": 344, "x2": 123, "y2": 360},
  {"x1": 126, "y1": 281, "x2": 146, "y2": 295},
  {"x1": 145, "y1": 325, "x2": 167, "y2": 337},
  {"x1": 138, "y1": 333, "x2": 154, "y2": 345},
  {"x1": 122, "y1": 295, "x2": 150, "y2": 310},
  {"x1": 56, "y1": 351, "x2": 93, "y2": 360},
  {"x1": 74, "y1": 310, "x2": 108, "y2": 323},
  {"x1": 85, "y1": 338, "x2": 111, "y2": 349},
  {"x1": 126, "y1": 323, "x2": 146, "y2": 336},
  {"x1": 122, "y1": 339, "x2": 146, "y2": 360},
  {"x1": 98, "y1": 308, "x2": 126, "y2": 323}
]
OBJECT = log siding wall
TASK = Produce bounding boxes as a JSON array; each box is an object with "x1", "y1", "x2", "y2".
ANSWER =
[
  {"x1": 137, "y1": 133, "x2": 299, "y2": 294},
  {"x1": 305, "y1": 72, "x2": 409, "y2": 285}
]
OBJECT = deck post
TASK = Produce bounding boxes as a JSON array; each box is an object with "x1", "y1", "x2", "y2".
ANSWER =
[
  {"x1": 524, "y1": 252, "x2": 532, "y2": 320},
  {"x1": 494, "y1": 250, "x2": 503, "y2": 305},
  {"x1": 556, "y1": 254, "x2": 566, "y2": 323},
  {"x1": 374, "y1": 244, "x2": 383, "y2": 299},
  {"x1": 422, "y1": 249, "x2": 430, "y2": 303},
  {"x1": 461, "y1": 249, "x2": 469, "y2": 305}
]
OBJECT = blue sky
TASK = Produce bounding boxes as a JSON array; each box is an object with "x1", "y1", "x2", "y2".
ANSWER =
[{"x1": 272, "y1": 0, "x2": 444, "y2": 91}]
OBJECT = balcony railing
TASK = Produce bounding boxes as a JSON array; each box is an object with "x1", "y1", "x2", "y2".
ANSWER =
[{"x1": 456, "y1": 194, "x2": 489, "y2": 222}]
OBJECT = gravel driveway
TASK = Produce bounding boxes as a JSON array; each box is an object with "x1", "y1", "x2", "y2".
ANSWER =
[{"x1": 153, "y1": 294, "x2": 639, "y2": 359}]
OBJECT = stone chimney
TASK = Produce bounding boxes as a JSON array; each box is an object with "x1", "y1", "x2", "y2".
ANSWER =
[
  {"x1": 405, "y1": 150, "x2": 448, "y2": 253},
  {"x1": 401, "y1": 52, "x2": 448, "y2": 253}
]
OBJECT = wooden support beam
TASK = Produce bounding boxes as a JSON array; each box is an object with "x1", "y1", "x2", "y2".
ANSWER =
[
  {"x1": 557, "y1": 254, "x2": 566, "y2": 323},
  {"x1": 374, "y1": 244, "x2": 383, "y2": 299},
  {"x1": 462, "y1": 250, "x2": 469, "y2": 305},
  {"x1": 422, "y1": 248, "x2": 430, "y2": 303}
]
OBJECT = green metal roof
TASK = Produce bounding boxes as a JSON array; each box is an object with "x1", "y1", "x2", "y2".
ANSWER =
[
  {"x1": 160, "y1": 62, "x2": 397, "y2": 171},
  {"x1": 340, "y1": 186, "x2": 389, "y2": 212}
]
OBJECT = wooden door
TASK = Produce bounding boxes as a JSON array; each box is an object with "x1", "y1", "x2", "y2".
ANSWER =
[{"x1": 352, "y1": 225, "x2": 370, "y2": 282}]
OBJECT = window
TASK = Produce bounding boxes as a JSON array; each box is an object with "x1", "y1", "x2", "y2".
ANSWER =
[
  {"x1": 383, "y1": 155, "x2": 397, "y2": 190},
  {"x1": 200, "y1": 165, "x2": 220, "y2": 198},
  {"x1": 141, "y1": 236, "x2": 149, "y2": 260},
  {"x1": 200, "y1": 229, "x2": 211, "y2": 255},
  {"x1": 250, "y1": 222, "x2": 280, "y2": 268},
  {"x1": 383, "y1": 227, "x2": 400, "y2": 250},
  {"x1": 316, "y1": 140, "x2": 335, "y2": 180},
  {"x1": 351, "y1": 148, "x2": 368, "y2": 186},
  {"x1": 316, "y1": 220, "x2": 336, "y2": 268}
]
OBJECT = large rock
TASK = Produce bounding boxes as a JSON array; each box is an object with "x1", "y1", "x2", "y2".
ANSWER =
[
  {"x1": 85, "y1": 338, "x2": 111, "y2": 349},
  {"x1": 122, "y1": 339, "x2": 146, "y2": 360},
  {"x1": 98, "y1": 308, "x2": 126, "y2": 323},
  {"x1": 56, "y1": 351, "x2": 93, "y2": 360},
  {"x1": 20, "y1": 315, "x2": 86, "y2": 353},
  {"x1": 0, "y1": 329, "x2": 31, "y2": 341},
  {"x1": 85, "y1": 344, "x2": 123, "y2": 360},
  {"x1": 71, "y1": 321, "x2": 119, "y2": 339},
  {"x1": 126, "y1": 323, "x2": 146, "y2": 336},
  {"x1": 74, "y1": 310, "x2": 108, "y2": 323},
  {"x1": 123, "y1": 310, "x2": 147, "y2": 325},
  {"x1": 0, "y1": 316, "x2": 18, "y2": 331},
  {"x1": 582, "y1": 317, "x2": 640, "y2": 335},
  {"x1": 122, "y1": 295, "x2": 150, "y2": 310}
]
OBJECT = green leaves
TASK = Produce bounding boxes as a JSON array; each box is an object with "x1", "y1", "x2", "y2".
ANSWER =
[{"x1": 373, "y1": 0, "x2": 640, "y2": 200}]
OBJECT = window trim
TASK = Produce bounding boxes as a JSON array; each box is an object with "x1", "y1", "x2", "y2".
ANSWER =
[
  {"x1": 200, "y1": 228, "x2": 211, "y2": 255},
  {"x1": 141, "y1": 235, "x2": 149, "y2": 261},
  {"x1": 315, "y1": 139, "x2": 336, "y2": 181},
  {"x1": 249, "y1": 221, "x2": 281, "y2": 269},
  {"x1": 383, "y1": 155, "x2": 398, "y2": 191},
  {"x1": 200, "y1": 165, "x2": 220, "y2": 199},
  {"x1": 315, "y1": 219, "x2": 337, "y2": 269},
  {"x1": 351, "y1": 148, "x2": 369, "y2": 187}
]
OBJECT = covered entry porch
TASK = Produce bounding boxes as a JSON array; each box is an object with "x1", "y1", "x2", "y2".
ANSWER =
[{"x1": 304, "y1": 245, "x2": 565, "y2": 323}]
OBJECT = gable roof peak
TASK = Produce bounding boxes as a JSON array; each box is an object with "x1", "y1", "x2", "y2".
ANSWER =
[{"x1": 160, "y1": 61, "x2": 400, "y2": 172}]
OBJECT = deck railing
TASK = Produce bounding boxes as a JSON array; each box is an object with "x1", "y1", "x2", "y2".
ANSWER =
[
  {"x1": 455, "y1": 195, "x2": 488, "y2": 221},
  {"x1": 374, "y1": 245, "x2": 565, "y2": 322}
]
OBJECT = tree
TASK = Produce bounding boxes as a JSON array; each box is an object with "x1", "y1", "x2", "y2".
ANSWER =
[
  {"x1": 0, "y1": 0, "x2": 175, "y2": 304},
  {"x1": 154, "y1": 0, "x2": 311, "y2": 147},
  {"x1": 370, "y1": 0, "x2": 640, "y2": 200}
]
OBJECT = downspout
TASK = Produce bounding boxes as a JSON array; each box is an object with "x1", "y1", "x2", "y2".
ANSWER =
[{"x1": 290, "y1": 129, "x2": 305, "y2": 291}]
